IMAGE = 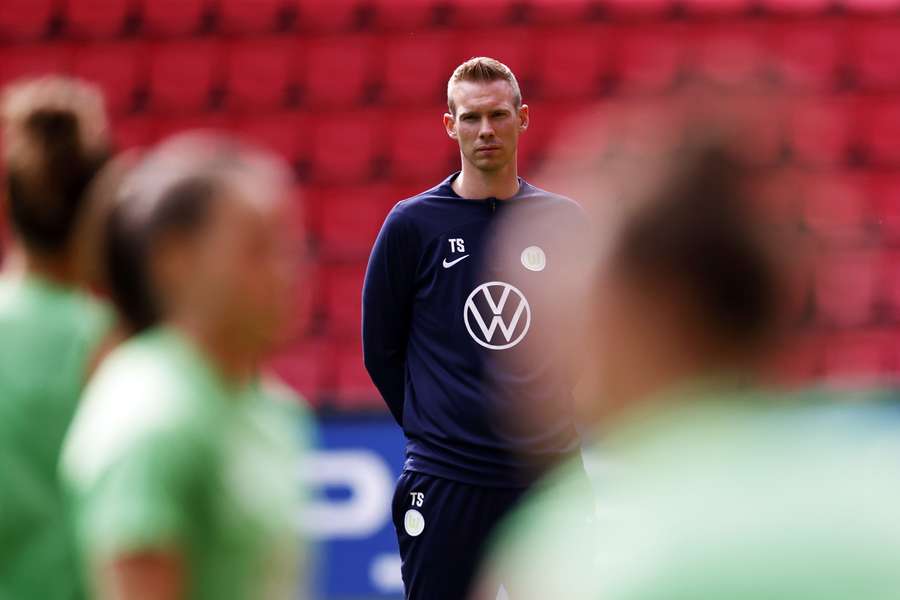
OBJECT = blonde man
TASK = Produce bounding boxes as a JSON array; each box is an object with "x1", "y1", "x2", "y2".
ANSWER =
[{"x1": 363, "y1": 57, "x2": 586, "y2": 600}]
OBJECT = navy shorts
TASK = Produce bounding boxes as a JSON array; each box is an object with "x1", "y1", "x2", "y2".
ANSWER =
[{"x1": 391, "y1": 470, "x2": 527, "y2": 600}]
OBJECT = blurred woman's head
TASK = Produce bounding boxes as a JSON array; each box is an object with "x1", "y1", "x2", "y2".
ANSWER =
[
  {"x1": 590, "y1": 141, "x2": 787, "y2": 417},
  {"x1": 1, "y1": 77, "x2": 111, "y2": 276},
  {"x1": 106, "y1": 133, "x2": 302, "y2": 369}
]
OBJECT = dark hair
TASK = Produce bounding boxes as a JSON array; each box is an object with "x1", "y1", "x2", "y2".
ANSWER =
[
  {"x1": 2, "y1": 78, "x2": 111, "y2": 253},
  {"x1": 611, "y1": 144, "x2": 781, "y2": 350},
  {"x1": 104, "y1": 176, "x2": 218, "y2": 333}
]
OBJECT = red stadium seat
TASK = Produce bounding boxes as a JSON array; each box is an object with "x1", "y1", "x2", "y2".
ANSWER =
[
  {"x1": 148, "y1": 40, "x2": 221, "y2": 114},
  {"x1": 303, "y1": 34, "x2": 375, "y2": 108},
  {"x1": 322, "y1": 264, "x2": 366, "y2": 337},
  {"x1": 525, "y1": 0, "x2": 594, "y2": 24},
  {"x1": 758, "y1": 0, "x2": 832, "y2": 13},
  {"x1": 603, "y1": 0, "x2": 673, "y2": 17},
  {"x1": 311, "y1": 111, "x2": 380, "y2": 183},
  {"x1": 389, "y1": 109, "x2": 455, "y2": 182},
  {"x1": 371, "y1": 0, "x2": 439, "y2": 30},
  {"x1": 786, "y1": 98, "x2": 855, "y2": 168},
  {"x1": 234, "y1": 112, "x2": 308, "y2": 165},
  {"x1": 842, "y1": 0, "x2": 900, "y2": 11},
  {"x1": 681, "y1": 0, "x2": 753, "y2": 14},
  {"x1": 111, "y1": 115, "x2": 153, "y2": 150},
  {"x1": 822, "y1": 330, "x2": 895, "y2": 383},
  {"x1": 151, "y1": 114, "x2": 234, "y2": 143},
  {"x1": 850, "y1": 20, "x2": 900, "y2": 92},
  {"x1": 690, "y1": 24, "x2": 767, "y2": 88},
  {"x1": 72, "y1": 42, "x2": 142, "y2": 114},
  {"x1": 334, "y1": 344, "x2": 382, "y2": 411},
  {"x1": 295, "y1": 0, "x2": 364, "y2": 31},
  {"x1": 802, "y1": 174, "x2": 869, "y2": 244},
  {"x1": 860, "y1": 100, "x2": 900, "y2": 167},
  {"x1": 266, "y1": 340, "x2": 331, "y2": 406},
  {"x1": 140, "y1": 0, "x2": 207, "y2": 36},
  {"x1": 534, "y1": 26, "x2": 610, "y2": 100},
  {"x1": 315, "y1": 184, "x2": 392, "y2": 259},
  {"x1": 447, "y1": 0, "x2": 517, "y2": 27},
  {"x1": 0, "y1": 0, "x2": 55, "y2": 40},
  {"x1": 815, "y1": 251, "x2": 879, "y2": 328},
  {"x1": 454, "y1": 30, "x2": 532, "y2": 86},
  {"x1": 382, "y1": 33, "x2": 455, "y2": 106},
  {"x1": 767, "y1": 22, "x2": 845, "y2": 92},
  {"x1": 64, "y1": 0, "x2": 131, "y2": 38},
  {"x1": 614, "y1": 25, "x2": 686, "y2": 95},
  {"x1": 218, "y1": 0, "x2": 287, "y2": 34},
  {"x1": 869, "y1": 175, "x2": 900, "y2": 243},
  {"x1": 224, "y1": 38, "x2": 295, "y2": 111},
  {"x1": 880, "y1": 251, "x2": 900, "y2": 323},
  {"x1": 0, "y1": 45, "x2": 71, "y2": 89}
]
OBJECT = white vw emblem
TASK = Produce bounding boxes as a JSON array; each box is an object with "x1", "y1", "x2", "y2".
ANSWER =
[{"x1": 463, "y1": 281, "x2": 531, "y2": 350}]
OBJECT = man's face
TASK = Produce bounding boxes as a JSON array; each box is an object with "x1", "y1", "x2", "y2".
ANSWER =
[{"x1": 444, "y1": 79, "x2": 528, "y2": 173}]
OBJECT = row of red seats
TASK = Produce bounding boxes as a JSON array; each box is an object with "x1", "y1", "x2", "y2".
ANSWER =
[
  {"x1": 267, "y1": 325, "x2": 900, "y2": 410},
  {"x1": 303, "y1": 246, "x2": 900, "y2": 349},
  {"x1": 303, "y1": 174, "x2": 900, "y2": 263},
  {"x1": 2, "y1": 0, "x2": 898, "y2": 40},
  {"x1": 3, "y1": 22, "x2": 899, "y2": 113},
  {"x1": 101, "y1": 99, "x2": 900, "y2": 187}
]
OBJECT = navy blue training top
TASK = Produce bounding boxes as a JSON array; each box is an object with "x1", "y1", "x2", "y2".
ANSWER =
[{"x1": 362, "y1": 172, "x2": 585, "y2": 488}]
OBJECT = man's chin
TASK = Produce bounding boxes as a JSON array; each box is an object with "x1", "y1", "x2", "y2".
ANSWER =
[{"x1": 469, "y1": 155, "x2": 509, "y2": 173}]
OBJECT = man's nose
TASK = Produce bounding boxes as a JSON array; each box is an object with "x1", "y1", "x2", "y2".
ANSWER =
[{"x1": 478, "y1": 117, "x2": 495, "y2": 138}]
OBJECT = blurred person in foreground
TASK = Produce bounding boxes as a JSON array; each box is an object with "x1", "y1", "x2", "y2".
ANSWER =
[
  {"x1": 363, "y1": 57, "x2": 587, "y2": 600},
  {"x1": 0, "y1": 77, "x2": 116, "y2": 599},
  {"x1": 476, "y1": 138, "x2": 900, "y2": 599},
  {"x1": 62, "y1": 133, "x2": 309, "y2": 600}
]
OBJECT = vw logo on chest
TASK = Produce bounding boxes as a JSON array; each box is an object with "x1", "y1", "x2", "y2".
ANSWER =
[{"x1": 463, "y1": 281, "x2": 531, "y2": 350}]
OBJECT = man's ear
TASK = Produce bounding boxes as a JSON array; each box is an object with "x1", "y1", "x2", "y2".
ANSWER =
[
  {"x1": 443, "y1": 113, "x2": 458, "y2": 139},
  {"x1": 519, "y1": 104, "x2": 529, "y2": 132}
]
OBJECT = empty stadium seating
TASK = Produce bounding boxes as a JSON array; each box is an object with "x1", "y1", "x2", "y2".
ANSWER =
[{"x1": 4, "y1": 0, "x2": 900, "y2": 409}]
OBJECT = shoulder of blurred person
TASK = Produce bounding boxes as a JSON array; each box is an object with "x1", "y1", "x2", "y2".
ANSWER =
[{"x1": 477, "y1": 382, "x2": 900, "y2": 600}]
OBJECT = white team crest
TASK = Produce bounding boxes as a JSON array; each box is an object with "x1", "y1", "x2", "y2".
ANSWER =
[
  {"x1": 521, "y1": 246, "x2": 546, "y2": 272},
  {"x1": 463, "y1": 281, "x2": 531, "y2": 350},
  {"x1": 404, "y1": 509, "x2": 425, "y2": 537}
]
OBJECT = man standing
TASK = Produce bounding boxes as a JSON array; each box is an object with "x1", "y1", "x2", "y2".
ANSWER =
[{"x1": 363, "y1": 57, "x2": 585, "y2": 600}]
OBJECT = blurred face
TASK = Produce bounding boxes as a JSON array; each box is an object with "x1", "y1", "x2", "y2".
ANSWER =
[
  {"x1": 444, "y1": 79, "x2": 528, "y2": 173},
  {"x1": 159, "y1": 186, "x2": 303, "y2": 359}
]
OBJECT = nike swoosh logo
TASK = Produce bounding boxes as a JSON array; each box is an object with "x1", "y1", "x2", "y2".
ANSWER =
[{"x1": 442, "y1": 255, "x2": 470, "y2": 269}]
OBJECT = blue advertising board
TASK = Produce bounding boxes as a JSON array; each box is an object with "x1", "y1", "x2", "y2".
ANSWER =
[{"x1": 304, "y1": 415, "x2": 406, "y2": 600}]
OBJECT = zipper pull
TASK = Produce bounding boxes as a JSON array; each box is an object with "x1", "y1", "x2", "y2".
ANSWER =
[{"x1": 490, "y1": 198, "x2": 497, "y2": 212}]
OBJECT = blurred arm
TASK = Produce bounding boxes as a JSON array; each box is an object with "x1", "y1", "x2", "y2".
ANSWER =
[{"x1": 362, "y1": 208, "x2": 417, "y2": 426}]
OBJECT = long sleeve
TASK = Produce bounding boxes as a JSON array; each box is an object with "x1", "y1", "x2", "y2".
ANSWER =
[{"x1": 362, "y1": 207, "x2": 418, "y2": 426}]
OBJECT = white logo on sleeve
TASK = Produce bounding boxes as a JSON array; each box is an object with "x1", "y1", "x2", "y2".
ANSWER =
[
  {"x1": 521, "y1": 246, "x2": 546, "y2": 272},
  {"x1": 404, "y1": 509, "x2": 425, "y2": 537},
  {"x1": 464, "y1": 282, "x2": 531, "y2": 350}
]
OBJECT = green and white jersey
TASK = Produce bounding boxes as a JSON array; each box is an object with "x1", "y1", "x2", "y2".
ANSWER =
[
  {"x1": 63, "y1": 327, "x2": 304, "y2": 600},
  {"x1": 0, "y1": 273, "x2": 112, "y2": 600},
  {"x1": 484, "y1": 386, "x2": 900, "y2": 600}
]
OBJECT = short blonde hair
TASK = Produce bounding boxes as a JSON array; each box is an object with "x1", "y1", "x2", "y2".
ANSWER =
[{"x1": 447, "y1": 57, "x2": 522, "y2": 116}]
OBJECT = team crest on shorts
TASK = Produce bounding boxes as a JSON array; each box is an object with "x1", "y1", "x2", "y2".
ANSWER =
[{"x1": 404, "y1": 509, "x2": 425, "y2": 537}]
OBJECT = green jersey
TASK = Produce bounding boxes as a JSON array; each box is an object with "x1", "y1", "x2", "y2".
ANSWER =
[
  {"x1": 0, "y1": 274, "x2": 112, "y2": 600},
  {"x1": 484, "y1": 386, "x2": 900, "y2": 600},
  {"x1": 63, "y1": 327, "x2": 304, "y2": 600}
]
